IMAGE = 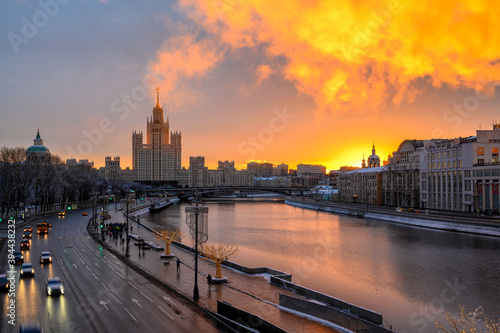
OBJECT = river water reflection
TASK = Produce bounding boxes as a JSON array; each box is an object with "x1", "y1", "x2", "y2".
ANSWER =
[{"x1": 140, "y1": 200, "x2": 500, "y2": 332}]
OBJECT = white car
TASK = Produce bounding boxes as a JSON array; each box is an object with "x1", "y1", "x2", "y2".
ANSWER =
[
  {"x1": 40, "y1": 251, "x2": 52, "y2": 264},
  {"x1": 46, "y1": 277, "x2": 64, "y2": 296},
  {"x1": 20, "y1": 263, "x2": 34, "y2": 277}
]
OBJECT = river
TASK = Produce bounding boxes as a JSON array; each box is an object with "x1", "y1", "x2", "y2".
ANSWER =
[{"x1": 139, "y1": 200, "x2": 500, "y2": 333}]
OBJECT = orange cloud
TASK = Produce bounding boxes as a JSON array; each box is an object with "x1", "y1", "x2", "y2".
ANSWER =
[
  {"x1": 149, "y1": 35, "x2": 222, "y2": 110},
  {"x1": 256, "y1": 64, "x2": 272, "y2": 82},
  {"x1": 178, "y1": 0, "x2": 500, "y2": 114}
]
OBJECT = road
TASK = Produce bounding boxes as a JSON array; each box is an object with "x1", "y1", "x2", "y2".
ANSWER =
[{"x1": 0, "y1": 210, "x2": 220, "y2": 333}]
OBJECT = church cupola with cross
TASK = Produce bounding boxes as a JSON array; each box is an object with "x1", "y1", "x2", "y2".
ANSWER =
[{"x1": 367, "y1": 143, "x2": 380, "y2": 168}]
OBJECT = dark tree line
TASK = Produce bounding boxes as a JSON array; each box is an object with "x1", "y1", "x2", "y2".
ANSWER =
[{"x1": 0, "y1": 146, "x2": 107, "y2": 220}]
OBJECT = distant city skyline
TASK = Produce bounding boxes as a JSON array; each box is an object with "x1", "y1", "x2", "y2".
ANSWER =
[{"x1": 2, "y1": 1, "x2": 500, "y2": 171}]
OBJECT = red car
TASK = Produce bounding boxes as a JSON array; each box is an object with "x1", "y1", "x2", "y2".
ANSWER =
[{"x1": 20, "y1": 239, "x2": 30, "y2": 250}]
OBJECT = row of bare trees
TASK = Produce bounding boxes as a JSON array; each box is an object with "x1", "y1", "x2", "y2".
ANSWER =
[{"x1": 0, "y1": 146, "x2": 108, "y2": 220}]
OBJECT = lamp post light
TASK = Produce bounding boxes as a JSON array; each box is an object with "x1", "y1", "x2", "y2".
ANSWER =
[
  {"x1": 185, "y1": 193, "x2": 208, "y2": 301},
  {"x1": 91, "y1": 191, "x2": 99, "y2": 230},
  {"x1": 124, "y1": 196, "x2": 136, "y2": 257},
  {"x1": 193, "y1": 200, "x2": 200, "y2": 300},
  {"x1": 126, "y1": 198, "x2": 131, "y2": 257}
]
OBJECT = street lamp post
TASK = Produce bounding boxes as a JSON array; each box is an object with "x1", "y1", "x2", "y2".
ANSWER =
[
  {"x1": 91, "y1": 191, "x2": 99, "y2": 230},
  {"x1": 185, "y1": 194, "x2": 208, "y2": 301},
  {"x1": 126, "y1": 198, "x2": 130, "y2": 257},
  {"x1": 193, "y1": 202, "x2": 200, "y2": 300}
]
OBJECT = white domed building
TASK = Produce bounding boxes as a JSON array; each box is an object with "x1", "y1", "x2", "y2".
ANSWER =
[{"x1": 26, "y1": 129, "x2": 51, "y2": 163}]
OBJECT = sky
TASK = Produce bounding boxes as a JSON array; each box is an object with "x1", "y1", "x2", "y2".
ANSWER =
[{"x1": 1, "y1": 0, "x2": 500, "y2": 171}]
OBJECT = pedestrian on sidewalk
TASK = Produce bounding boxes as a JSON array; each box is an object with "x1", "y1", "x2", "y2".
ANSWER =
[
  {"x1": 207, "y1": 274, "x2": 212, "y2": 289},
  {"x1": 176, "y1": 258, "x2": 181, "y2": 273}
]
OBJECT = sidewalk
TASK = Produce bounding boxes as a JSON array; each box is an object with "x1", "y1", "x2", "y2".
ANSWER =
[{"x1": 93, "y1": 213, "x2": 342, "y2": 333}]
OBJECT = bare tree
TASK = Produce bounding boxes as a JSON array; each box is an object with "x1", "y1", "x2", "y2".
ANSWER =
[
  {"x1": 201, "y1": 243, "x2": 239, "y2": 279},
  {"x1": 436, "y1": 306, "x2": 500, "y2": 333},
  {"x1": 0, "y1": 145, "x2": 107, "y2": 219},
  {"x1": 156, "y1": 229, "x2": 182, "y2": 256},
  {"x1": 0, "y1": 146, "x2": 26, "y2": 163},
  {"x1": 49, "y1": 153, "x2": 64, "y2": 165}
]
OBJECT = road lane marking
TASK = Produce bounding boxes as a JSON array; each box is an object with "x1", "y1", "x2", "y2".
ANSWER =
[
  {"x1": 124, "y1": 307, "x2": 138, "y2": 322},
  {"x1": 116, "y1": 272, "x2": 125, "y2": 279},
  {"x1": 127, "y1": 281, "x2": 138, "y2": 290},
  {"x1": 101, "y1": 282, "x2": 110, "y2": 291},
  {"x1": 116, "y1": 261, "x2": 123, "y2": 266},
  {"x1": 92, "y1": 273, "x2": 100, "y2": 281},
  {"x1": 94, "y1": 263, "x2": 100, "y2": 267},
  {"x1": 80, "y1": 259, "x2": 85, "y2": 264},
  {"x1": 132, "y1": 298, "x2": 142, "y2": 307},
  {"x1": 157, "y1": 305, "x2": 174, "y2": 320},
  {"x1": 111, "y1": 293, "x2": 122, "y2": 305},
  {"x1": 140, "y1": 292, "x2": 153, "y2": 303},
  {"x1": 86, "y1": 266, "x2": 92, "y2": 272},
  {"x1": 100, "y1": 300, "x2": 109, "y2": 310},
  {"x1": 163, "y1": 295, "x2": 176, "y2": 305}
]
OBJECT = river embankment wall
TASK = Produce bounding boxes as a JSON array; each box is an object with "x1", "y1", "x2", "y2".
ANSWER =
[{"x1": 285, "y1": 199, "x2": 500, "y2": 237}]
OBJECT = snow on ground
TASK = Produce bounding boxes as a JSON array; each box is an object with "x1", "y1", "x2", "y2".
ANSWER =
[{"x1": 277, "y1": 306, "x2": 354, "y2": 333}]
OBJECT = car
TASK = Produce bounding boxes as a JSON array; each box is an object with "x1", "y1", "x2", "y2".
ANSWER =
[
  {"x1": 46, "y1": 277, "x2": 64, "y2": 296},
  {"x1": 37, "y1": 222, "x2": 48, "y2": 234},
  {"x1": 0, "y1": 274, "x2": 10, "y2": 291},
  {"x1": 20, "y1": 239, "x2": 30, "y2": 250},
  {"x1": 20, "y1": 263, "x2": 34, "y2": 277},
  {"x1": 18, "y1": 321, "x2": 43, "y2": 333},
  {"x1": 82, "y1": 212, "x2": 88, "y2": 216},
  {"x1": 23, "y1": 231, "x2": 32, "y2": 239},
  {"x1": 395, "y1": 207, "x2": 404, "y2": 212},
  {"x1": 40, "y1": 251, "x2": 52, "y2": 264},
  {"x1": 14, "y1": 251, "x2": 24, "y2": 264},
  {"x1": 24, "y1": 226, "x2": 33, "y2": 233},
  {"x1": 45, "y1": 221, "x2": 52, "y2": 228}
]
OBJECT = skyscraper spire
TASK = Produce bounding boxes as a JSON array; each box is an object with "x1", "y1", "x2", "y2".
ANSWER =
[{"x1": 156, "y1": 87, "x2": 161, "y2": 109}]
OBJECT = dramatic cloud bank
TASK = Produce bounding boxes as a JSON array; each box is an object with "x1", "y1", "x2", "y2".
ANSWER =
[{"x1": 154, "y1": 0, "x2": 500, "y2": 114}]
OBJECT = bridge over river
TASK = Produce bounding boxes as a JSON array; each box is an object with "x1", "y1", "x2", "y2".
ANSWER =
[{"x1": 142, "y1": 186, "x2": 312, "y2": 199}]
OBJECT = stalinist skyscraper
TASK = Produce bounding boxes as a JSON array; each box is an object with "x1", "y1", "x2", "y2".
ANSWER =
[{"x1": 132, "y1": 88, "x2": 182, "y2": 182}]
